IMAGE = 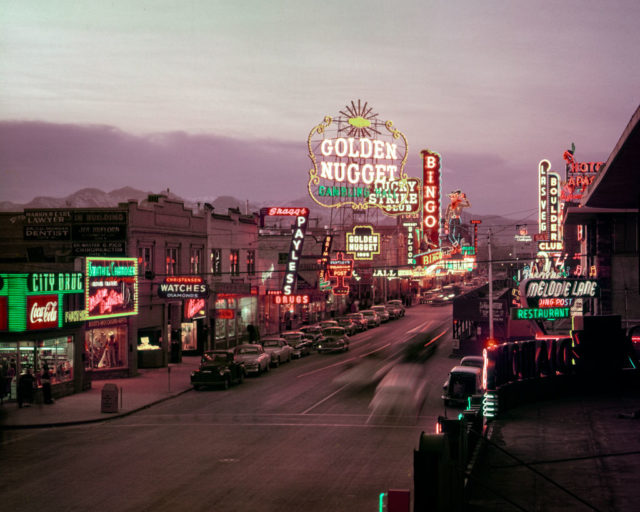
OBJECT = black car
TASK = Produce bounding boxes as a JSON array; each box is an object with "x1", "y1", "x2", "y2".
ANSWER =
[{"x1": 191, "y1": 350, "x2": 246, "y2": 390}]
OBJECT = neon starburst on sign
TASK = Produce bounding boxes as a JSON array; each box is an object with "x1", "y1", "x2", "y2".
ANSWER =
[{"x1": 337, "y1": 100, "x2": 381, "y2": 139}]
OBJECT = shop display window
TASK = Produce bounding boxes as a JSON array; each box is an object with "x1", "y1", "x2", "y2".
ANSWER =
[
  {"x1": 181, "y1": 322, "x2": 197, "y2": 351},
  {"x1": 85, "y1": 325, "x2": 128, "y2": 370}
]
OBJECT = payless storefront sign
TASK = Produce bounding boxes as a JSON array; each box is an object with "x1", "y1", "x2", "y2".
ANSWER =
[{"x1": 85, "y1": 257, "x2": 138, "y2": 320}]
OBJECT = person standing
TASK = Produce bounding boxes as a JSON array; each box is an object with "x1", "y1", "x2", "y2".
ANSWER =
[
  {"x1": 41, "y1": 364, "x2": 53, "y2": 404},
  {"x1": 17, "y1": 368, "x2": 35, "y2": 408}
]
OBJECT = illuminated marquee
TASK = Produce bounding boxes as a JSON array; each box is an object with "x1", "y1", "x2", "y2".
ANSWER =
[
  {"x1": 538, "y1": 159, "x2": 563, "y2": 253},
  {"x1": 85, "y1": 257, "x2": 138, "y2": 320},
  {"x1": 307, "y1": 100, "x2": 409, "y2": 211},
  {"x1": 421, "y1": 149, "x2": 441, "y2": 250},
  {"x1": 346, "y1": 225, "x2": 380, "y2": 260}
]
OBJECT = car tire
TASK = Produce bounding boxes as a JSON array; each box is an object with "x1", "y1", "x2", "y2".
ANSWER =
[
  {"x1": 238, "y1": 370, "x2": 245, "y2": 384},
  {"x1": 265, "y1": 363, "x2": 270, "y2": 372},
  {"x1": 222, "y1": 377, "x2": 230, "y2": 390}
]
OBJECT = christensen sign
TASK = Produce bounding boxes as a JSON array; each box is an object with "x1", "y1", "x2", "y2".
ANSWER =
[
  {"x1": 158, "y1": 277, "x2": 208, "y2": 299},
  {"x1": 307, "y1": 100, "x2": 409, "y2": 212}
]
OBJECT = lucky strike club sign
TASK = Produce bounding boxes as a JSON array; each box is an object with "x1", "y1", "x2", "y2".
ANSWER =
[{"x1": 307, "y1": 100, "x2": 410, "y2": 214}]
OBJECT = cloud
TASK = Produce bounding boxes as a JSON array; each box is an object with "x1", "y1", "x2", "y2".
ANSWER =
[{"x1": 0, "y1": 121, "x2": 310, "y2": 204}]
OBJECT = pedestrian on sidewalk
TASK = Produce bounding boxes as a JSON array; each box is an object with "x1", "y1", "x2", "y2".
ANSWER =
[
  {"x1": 17, "y1": 368, "x2": 35, "y2": 408},
  {"x1": 41, "y1": 364, "x2": 54, "y2": 404}
]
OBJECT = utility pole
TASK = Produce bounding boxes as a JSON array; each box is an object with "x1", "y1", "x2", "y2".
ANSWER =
[{"x1": 488, "y1": 229, "x2": 494, "y2": 341}]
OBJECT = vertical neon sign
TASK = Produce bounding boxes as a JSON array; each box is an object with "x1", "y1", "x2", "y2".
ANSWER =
[
  {"x1": 282, "y1": 212, "x2": 309, "y2": 295},
  {"x1": 421, "y1": 149, "x2": 441, "y2": 250},
  {"x1": 538, "y1": 159, "x2": 563, "y2": 253}
]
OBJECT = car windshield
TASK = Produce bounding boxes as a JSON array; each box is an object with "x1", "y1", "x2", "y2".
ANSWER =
[
  {"x1": 202, "y1": 353, "x2": 229, "y2": 363},
  {"x1": 323, "y1": 328, "x2": 345, "y2": 336},
  {"x1": 237, "y1": 347, "x2": 260, "y2": 355}
]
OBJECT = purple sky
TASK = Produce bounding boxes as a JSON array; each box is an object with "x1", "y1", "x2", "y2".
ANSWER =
[{"x1": 1, "y1": 1, "x2": 639, "y2": 217}]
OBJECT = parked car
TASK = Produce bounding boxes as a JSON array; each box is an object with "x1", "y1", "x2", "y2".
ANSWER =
[
  {"x1": 191, "y1": 350, "x2": 246, "y2": 390},
  {"x1": 318, "y1": 327, "x2": 350, "y2": 353},
  {"x1": 345, "y1": 312, "x2": 368, "y2": 332},
  {"x1": 386, "y1": 299, "x2": 405, "y2": 317},
  {"x1": 360, "y1": 309, "x2": 381, "y2": 328},
  {"x1": 233, "y1": 343, "x2": 271, "y2": 376},
  {"x1": 371, "y1": 305, "x2": 390, "y2": 322},
  {"x1": 336, "y1": 317, "x2": 358, "y2": 336},
  {"x1": 299, "y1": 324, "x2": 324, "y2": 349},
  {"x1": 442, "y1": 366, "x2": 484, "y2": 407},
  {"x1": 319, "y1": 319, "x2": 339, "y2": 330},
  {"x1": 460, "y1": 355, "x2": 484, "y2": 369},
  {"x1": 281, "y1": 331, "x2": 312, "y2": 358},
  {"x1": 260, "y1": 337, "x2": 294, "y2": 366}
]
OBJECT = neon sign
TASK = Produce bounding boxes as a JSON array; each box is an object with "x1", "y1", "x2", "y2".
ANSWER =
[
  {"x1": 537, "y1": 159, "x2": 563, "y2": 253},
  {"x1": 27, "y1": 272, "x2": 84, "y2": 293},
  {"x1": 85, "y1": 257, "x2": 138, "y2": 320},
  {"x1": 158, "y1": 276, "x2": 208, "y2": 299},
  {"x1": 403, "y1": 221, "x2": 418, "y2": 265},
  {"x1": 27, "y1": 295, "x2": 59, "y2": 330},
  {"x1": 510, "y1": 307, "x2": 570, "y2": 320},
  {"x1": 307, "y1": 100, "x2": 409, "y2": 212},
  {"x1": 184, "y1": 298, "x2": 206, "y2": 319},
  {"x1": 272, "y1": 294, "x2": 310, "y2": 305},
  {"x1": 421, "y1": 149, "x2": 441, "y2": 250},
  {"x1": 282, "y1": 211, "x2": 309, "y2": 295},
  {"x1": 328, "y1": 252, "x2": 353, "y2": 295},
  {"x1": 561, "y1": 145, "x2": 604, "y2": 203},
  {"x1": 346, "y1": 225, "x2": 380, "y2": 260},
  {"x1": 369, "y1": 177, "x2": 421, "y2": 215},
  {"x1": 523, "y1": 279, "x2": 599, "y2": 299}
]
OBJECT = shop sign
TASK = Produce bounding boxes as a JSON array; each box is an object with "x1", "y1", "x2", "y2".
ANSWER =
[
  {"x1": 538, "y1": 159, "x2": 563, "y2": 253},
  {"x1": 479, "y1": 301, "x2": 506, "y2": 322},
  {"x1": 215, "y1": 309, "x2": 235, "y2": 319},
  {"x1": 184, "y1": 298, "x2": 206, "y2": 319},
  {"x1": 415, "y1": 249, "x2": 443, "y2": 267},
  {"x1": 328, "y1": 252, "x2": 353, "y2": 296},
  {"x1": 307, "y1": 100, "x2": 409, "y2": 213},
  {"x1": 272, "y1": 294, "x2": 310, "y2": 305},
  {"x1": 27, "y1": 295, "x2": 59, "y2": 330},
  {"x1": 318, "y1": 235, "x2": 333, "y2": 283},
  {"x1": 85, "y1": 257, "x2": 138, "y2": 320},
  {"x1": 561, "y1": 145, "x2": 604, "y2": 203},
  {"x1": 523, "y1": 278, "x2": 598, "y2": 300},
  {"x1": 283, "y1": 211, "x2": 309, "y2": 295},
  {"x1": 158, "y1": 276, "x2": 208, "y2": 299},
  {"x1": 369, "y1": 177, "x2": 421, "y2": 215},
  {"x1": 510, "y1": 307, "x2": 570, "y2": 320},
  {"x1": 373, "y1": 269, "x2": 398, "y2": 278},
  {"x1": 27, "y1": 272, "x2": 84, "y2": 293},
  {"x1": 346, "y1": 225, "x2": 380, "y2": 260},
  {"x1": 0, "y1": 296, "x2": 7, "y2": 331},
  {"x1": 403, "y1": 221, "x2": 419, "y2": 265}
]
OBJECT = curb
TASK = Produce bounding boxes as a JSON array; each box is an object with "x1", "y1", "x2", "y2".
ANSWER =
[{"x1": 0, "y1": 387, "x2": 193, "y2": 430}]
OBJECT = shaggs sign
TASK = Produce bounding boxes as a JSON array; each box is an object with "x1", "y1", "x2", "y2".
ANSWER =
[{"x1": 307, "y1": 100, "x2": 409, "y2": 213}]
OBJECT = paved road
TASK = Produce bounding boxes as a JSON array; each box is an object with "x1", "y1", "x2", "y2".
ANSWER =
[{"x1": 1, "y1": 305, "x2": 458, "y2": 512}]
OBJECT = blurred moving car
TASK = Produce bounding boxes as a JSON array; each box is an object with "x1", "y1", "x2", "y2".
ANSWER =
[
  {"x1": 369, "y1": 363, "x2": 428, "y2": 419},
  {"x1": 442, "y1": 366, "x2": 484, "y2": 407},
  {"x1": 345, "y1": 312, "x2": 368, "y2": 332},
  {"x1": 336, "y1": 317, "x2": 358, "y2": 336},
  {"x1": 318, "y1": 326, "x2": 350, "y2": 353},
  {"x1": 460, "y1": 355, "x2": 484, "y2": 369},
  {"x1": 260, "y1": 337, "x2": 294, "y2": 367},
  {"x1": 281, "y1": 331, "x2": 312, "y2": 358},
  {"x1": 191, "y1": 350, "x2": 246, "y2": 390},
  {"x1": 360, "y1": 309, "x2": 381, "y2": 328},
  {"x1": 371, "y1": 305, "x2": 390, "y2": 322},
  {"x1": 386, "y1": 299, "x2": 405, "y2": 318},
  {"x1": 333, "y1": 353, "x2": 394, "y2": 388},
  {"x1": 233, "y1": 343, "x2": 271, "y2": 376}
]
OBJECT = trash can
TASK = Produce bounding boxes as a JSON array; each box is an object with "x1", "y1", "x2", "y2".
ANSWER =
[{"x1": 101, "y1": 383, "x2": 119, "y2": 413}]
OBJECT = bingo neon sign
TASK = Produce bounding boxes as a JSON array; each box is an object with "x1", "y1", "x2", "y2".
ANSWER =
[
  {"x1": 421, "y1": 149, "x2": 441, "y2": 250},
  {"x1": 307, "y1": 100, "x2": 409, "y2": 212}
]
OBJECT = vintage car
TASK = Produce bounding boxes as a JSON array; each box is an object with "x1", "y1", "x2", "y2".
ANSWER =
[
  {"x1": 233, "y1": 343, "x2": 271, "y2": 375},
  {"x1": 260, "y1": 337, "x2": 294, "y2": 367},
  {"x1": 281, "y1": 331, "x2": 313, "y2": 358},
  {"x1": 299, "y1": 324, "x2": 324, "y2": 349},
  {"x1": 336, "y1": 317, "x2": 358, "y2": 336},
  {"x1": 371, "y1": 305, "x2": 391, "y2": 322},
  {"x1": 345, "y1": 312, "x2": 368, "y2": 332},
  {"x1": 360, "y1": 309, "x2": 381, "y2": 328},
  {"x1": 317, "y1": 326, "x2": 350, "y2": 353},
  {"x1": 386, "y1": 300, "x2": 405, "y2": 318},
  {"x1": 442, "y1": 366, "x2": 484, "y2": 407},
  {"x1": 191, "y1": 350, "x2": 246, "y2": 390},
  {"x1": 319, "y1": 319, "x2": 339, "y2": 330},
  {"x1": 369, "y1": 363, "x2": 428, "y2": 419},
  {"x1": 460, "y1": 355, "x2": 484, "y2": 369}
]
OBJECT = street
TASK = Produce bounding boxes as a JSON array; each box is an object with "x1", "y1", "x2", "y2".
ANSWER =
[{"x1": 1, "y1": 304, "x2": 457, "y2": 512}]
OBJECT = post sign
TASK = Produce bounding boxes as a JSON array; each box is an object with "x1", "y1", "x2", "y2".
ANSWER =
[
  {"x1": 307, "y1": 100, "x2": 409, "y2": 213},
  {"x1": 328, "y1": 252, "x2": 353, "y2": 295},
  {"x1": 85, "y1": 257, "x2": 138, "y2": 320}
]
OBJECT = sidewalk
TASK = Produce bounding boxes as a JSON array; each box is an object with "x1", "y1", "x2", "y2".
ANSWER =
[
  {"x1": 0, "y1": 356, "x2": 200, "y2": 429},
  {"x1": 465, "y1": 387, "x2": 640, "y2": 512}
]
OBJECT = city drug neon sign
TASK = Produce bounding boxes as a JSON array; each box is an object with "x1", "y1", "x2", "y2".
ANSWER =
[{"x1": 307, "y1": 100, "x2": 409, "y2": 211}]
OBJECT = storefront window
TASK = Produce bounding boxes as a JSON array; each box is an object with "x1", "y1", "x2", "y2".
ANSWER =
[
  {"x1": 181, "y1": 321, "x2": 197, "y2": 351},
  {"x1": 85, "y1": 325, "x2": 128, "y2": 370},
  {"x1": 40, "y1": 337, "x2": 74, "y2": 384}
]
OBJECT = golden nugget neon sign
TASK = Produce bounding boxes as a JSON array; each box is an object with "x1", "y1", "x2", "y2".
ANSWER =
[{"x1": 307, "y1": 100, "x2": 409, "y2": 212}]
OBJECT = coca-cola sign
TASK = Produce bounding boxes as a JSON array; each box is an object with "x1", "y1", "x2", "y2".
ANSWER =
[{"x1": 27, "y1": 295, "x2": 59, "y2": 330}]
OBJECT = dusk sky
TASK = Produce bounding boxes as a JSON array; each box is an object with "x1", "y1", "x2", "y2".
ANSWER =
[{"x1": 1, "y1": 0, "x2": 639, "y2": 218}]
